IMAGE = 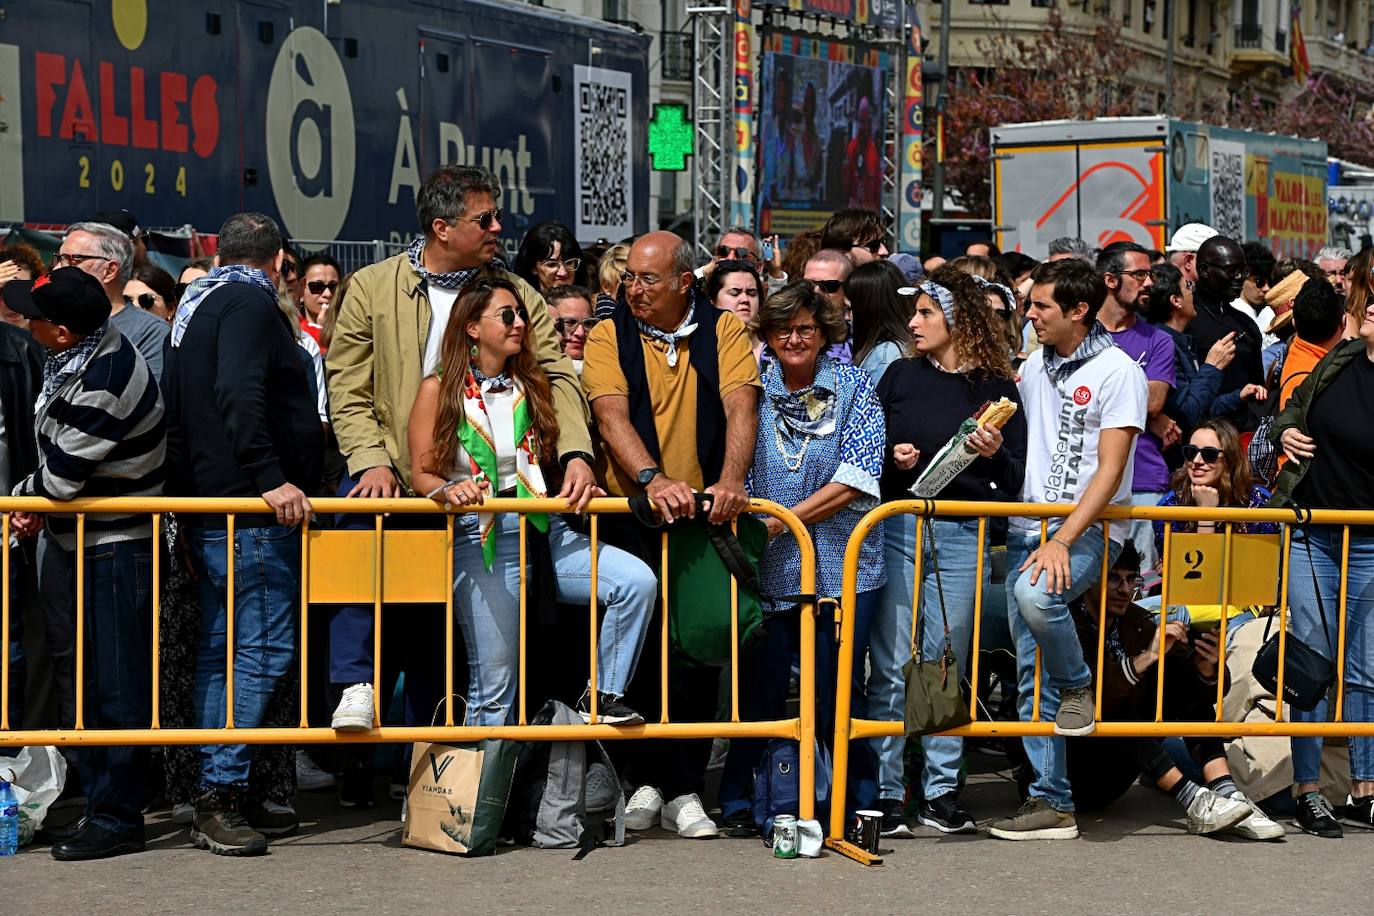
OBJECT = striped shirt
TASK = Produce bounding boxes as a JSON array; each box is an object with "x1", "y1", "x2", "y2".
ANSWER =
[{"x1": 12, "y1": 324, "x2": 166, "y2": 549}]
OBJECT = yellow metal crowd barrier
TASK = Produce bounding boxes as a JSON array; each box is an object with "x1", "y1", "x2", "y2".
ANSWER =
[
  {"x1": 0, "y1": 496, "x2": 818, "y2": 822},
  {"x1": 828, "y1": 499, "x2": 1374, "y2": 863}
]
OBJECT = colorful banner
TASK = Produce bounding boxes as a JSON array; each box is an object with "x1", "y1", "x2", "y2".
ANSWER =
[
  {"x1": 730, "y1": 0, "x2": 755, "y2": 230},
  {"x1": 754, "y1": 0, "x2": 901, "y2": 30},
  {"x1": 897, "y1": 19, "x2": 923, "y2": 252},
  {"x1": 756, "y1": 33, "x2": 889, "y2": 236}
]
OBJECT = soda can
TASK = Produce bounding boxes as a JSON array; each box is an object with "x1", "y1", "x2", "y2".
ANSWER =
[{"x1": 772, "y1": 815, "x2": 799, "y2": 858}]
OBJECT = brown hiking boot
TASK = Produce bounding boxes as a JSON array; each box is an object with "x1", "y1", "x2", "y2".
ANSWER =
[{"x1": 191, "y1": 789, "x2": 269, "y2": 856}]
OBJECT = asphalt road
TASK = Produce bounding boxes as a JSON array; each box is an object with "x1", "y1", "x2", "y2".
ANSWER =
[{"x1": 5, "y1": 752, "x2": 1367, "y2": 915}]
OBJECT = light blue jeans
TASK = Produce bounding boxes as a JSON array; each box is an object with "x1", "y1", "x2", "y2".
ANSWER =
[
  {"x1": 1007, "y1": 526, "x2": 1120, "y2": 812},
  {"x1": 1289, "y1": 526, "x2": 1374, "y2": 785},
  {"x1": 875, "y1": 515, "x2": 989, "y2": 802},
  {"x1": 453, "y1": 513, "x2": 656, "y2": 726}
]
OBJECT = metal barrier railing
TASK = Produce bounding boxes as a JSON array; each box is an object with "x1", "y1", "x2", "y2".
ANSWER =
[
  {"x1": 828, "y1": 500, "x2": 1374, "y2": 863},
  {"x1": 0, "y1": 496, "x2": 818, "y2": 820}
]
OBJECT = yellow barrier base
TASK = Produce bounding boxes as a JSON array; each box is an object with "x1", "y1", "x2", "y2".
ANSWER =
[{"x1": 825, "y1": 837, "x2": 883, "y2": 866}]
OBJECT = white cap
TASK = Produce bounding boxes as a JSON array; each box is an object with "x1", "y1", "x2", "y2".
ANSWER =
[{"x1": 1165, "y1": 223, "x2": 1218, "y2": 253}]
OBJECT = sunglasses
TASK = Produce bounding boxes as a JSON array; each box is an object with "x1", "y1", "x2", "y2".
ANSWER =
[
  {"x1": 555, "y1": 316, "x2": 599, "y2": 335},
  {"x1": 853, "y1": 238, "x2": 887, "y2": 255},
  {"x1": 1182, "y1": 444, "x2": 1223, "y2": 465},
  {"x1": 810, "y1": 279, "x2": 844, "y2": 294},
  {"x1": 307, "y1": 280, "x2": 339, "y2": 296},
  {"x1": 281, "y1": 261, "x2": 298, "y2": 279},
  {"x1": 454, "y1": 207, "x2": 503, "y2": 231},
  {"x1": 483, "y1": 305, "x2": 530, "y2": 327},
  {"x1": 716, "y1": 245, "x2": 755, "y2": 260},
  {"x1": 123, "y1": 293, "x2": 159, "y2": 310}
]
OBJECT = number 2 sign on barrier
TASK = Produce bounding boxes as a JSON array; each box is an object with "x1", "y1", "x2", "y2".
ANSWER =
[{"x1": 1165, "y1": 533, "x2": 1282, "y2": 607}]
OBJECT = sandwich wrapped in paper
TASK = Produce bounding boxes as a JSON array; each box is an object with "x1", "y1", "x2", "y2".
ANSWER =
[{"x1": 909, "y1": 397, "x2": 1018, "y2": 498}]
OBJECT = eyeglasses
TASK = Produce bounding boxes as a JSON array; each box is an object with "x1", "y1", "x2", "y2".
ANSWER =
[
  {"x1": 451, "y1": 207, "x2": 503, "y2": 231},
  {"x1": 1115, "y1": 268, "x2": 1153, "y2": 282},
  {"x1": 1107, "y1": 573, "x2": 1145, "y2": 591},
  {"x1": 620, "y1": 270, "x2": 666, "y2": 290},
  {"x1": 555, "y1": 317, "x2": 599, "y2": 335},
  {"x1": 307, "y1": 280, "x2": 339, "y2": 296},
  {"x1": 538, "y1": 257, "x2": 581, "y2": 273},
  {"x1": 1182, "y1": 444, "x2": 1223, "y2": 465},
  {"x1": 853, "y1": 238, "x2": 887, "y2": 255},
  {"x1": 770, "y1": 324, "x2": 819, "y2": 342},
  {"x1": 54, "y1": 252, "x2": 107, "y2": 268},
  {"x1": 716, "y1": 245, "x2": 755, "y2": 260},
  {"x1": 122, "y1": 293, "x2": 159, "y2": 311},
  {"x1": 809, "y1": 279, "x2": 844, "y2": 294},
  {"x1": 483, "y1": 305, "x2": 530, "y2": 327}
]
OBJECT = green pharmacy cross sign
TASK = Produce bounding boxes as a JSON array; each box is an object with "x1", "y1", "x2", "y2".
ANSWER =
[{"x1": 647, "y1": 103, "x2": 693, "y2": 172}]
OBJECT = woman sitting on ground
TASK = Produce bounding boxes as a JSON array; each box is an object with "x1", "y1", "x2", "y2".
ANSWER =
[{"x1": 408, "y1": 277, "x2": 656, "y2": 726}]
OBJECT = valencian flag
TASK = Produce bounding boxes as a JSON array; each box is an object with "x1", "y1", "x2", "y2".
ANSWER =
[{"x1": 1291, "y1": 2, "x2": 1311, "y2": 83}]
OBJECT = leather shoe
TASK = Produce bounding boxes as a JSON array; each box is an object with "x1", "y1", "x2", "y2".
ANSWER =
[
  {"x1": 51, "y1": 821, "x2": 146, "y2": 861},
  {"x1": 39, "y1": 815, "x2": 88, "y2": 844}
]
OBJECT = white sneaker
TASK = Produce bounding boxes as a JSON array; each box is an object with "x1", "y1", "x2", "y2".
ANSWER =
[
  {"x1": 661, "y1": 792, "x2": 720, "y2": 839},
  {"x1": 1185, "y1": 787, "x2": 1252, "y2": 835},
  {"x1": 295, "y1": 750, "x2": 337, "y2": 791},
  {"x1": 171, "y1": 802, "x2": 195, "y2": 825},
  {"x1": 331, "y1": 683, "x2": 375, "y2": 731},
  {"x1": 1224, "y1": 791, "x2": 1286, "y2": 841},
  {"x1": 623, "y1": 785, "x2": 663, "y2": 831}
]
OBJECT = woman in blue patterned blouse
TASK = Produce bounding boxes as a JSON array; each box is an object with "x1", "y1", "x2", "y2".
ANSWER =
[{"x1": 715, "y1": 280, "x2": 888, "y2": 836}]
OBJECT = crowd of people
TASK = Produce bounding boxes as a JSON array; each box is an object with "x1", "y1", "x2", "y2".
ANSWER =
[{"x1": 1, "y1": 165, "x2": 1372, "y2": 863}]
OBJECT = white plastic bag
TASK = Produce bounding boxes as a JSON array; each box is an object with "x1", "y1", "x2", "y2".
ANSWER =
[{"x1": 0, "y1": 746, "x2": 67, "y2": 845}]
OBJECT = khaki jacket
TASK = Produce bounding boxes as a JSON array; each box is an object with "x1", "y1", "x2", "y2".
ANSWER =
[{"x1": 325, "y1": 252, "x2": 591, "y2": 493}]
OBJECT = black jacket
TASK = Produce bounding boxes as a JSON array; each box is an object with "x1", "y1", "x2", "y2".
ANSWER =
[
  {"x1": 0, "y1": 321, "x2": 43, "y2": 488},
  {"x1": 162, "y1": 281, "x2": 324, "y2": 523}
]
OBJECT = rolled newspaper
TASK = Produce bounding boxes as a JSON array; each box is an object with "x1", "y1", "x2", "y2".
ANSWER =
[{"x1": 909, "y1": 397, "x2": 1018, "y2": 498}]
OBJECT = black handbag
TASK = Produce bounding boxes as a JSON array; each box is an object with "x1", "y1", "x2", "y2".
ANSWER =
[
  {"x1": 1252, "y1": 524, "x2": 1336, "y2": 712},
  {"x1": 902, "y1": 518, "x2": 973, "y2": 737}
]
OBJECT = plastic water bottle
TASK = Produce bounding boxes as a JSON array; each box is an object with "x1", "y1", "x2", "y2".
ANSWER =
[{"x1": 0, "y1": 776, "x2": 18, "y2": 856}]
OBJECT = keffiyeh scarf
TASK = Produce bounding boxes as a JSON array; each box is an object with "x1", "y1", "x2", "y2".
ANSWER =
[
  {"x1": 407, "y1": 237, "x2": 507, "y2": 291},
  {"x1": 637, "y1": 300, "x2": 699, "y2": 369},
  {"x1": 1043, "y1": 320, "x2": 1117, "y2": 385},
  {"x1": 39, "y1": 321, "x2": 107, "y2": 411},
  {"x1": 171, "y1": 264, "x2": 279, "y2": 348}
]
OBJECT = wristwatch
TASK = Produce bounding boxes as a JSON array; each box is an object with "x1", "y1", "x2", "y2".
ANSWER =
[
  {"x1": 559, "y1": 451, "x2": 595, "y2": 470},
  {"x1": 636, "y1": 466, "x2": 663, "y2": 487}
]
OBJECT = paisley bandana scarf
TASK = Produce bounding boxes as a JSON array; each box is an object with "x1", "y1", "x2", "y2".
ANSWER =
[{"x1": 457, "y1": 370, "x2": 549, "y2": 569}]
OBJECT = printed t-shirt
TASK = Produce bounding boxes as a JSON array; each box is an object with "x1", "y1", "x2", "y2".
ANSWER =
[{"x1": 1108, "y1": 319, "x2": 1175, "y2": 493}]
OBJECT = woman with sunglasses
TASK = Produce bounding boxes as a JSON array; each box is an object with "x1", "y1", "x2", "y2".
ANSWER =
[
  {"x1": 705, "y1": 259, "x2": 765, "y2": 362},
  {"x1": 299, "y1": 254, "x2": 341, "y2": 350},
  {"x1": 1152, "y1": 418, "x2": 1278, "y2": 554},
  {"x1": 513, "y1": 221, "x2": 587, "y2": 295},
  {"x1": 408, "y1": 277, "x2": 654, "y2": 727},
  {"x1": 1270, "y1": 296, "x2": 1374, "y2": 837},
  {"x1": 122, "y1": 263, "x2": 178, "y2": 322},
  {"x1": 846, "y1": 259, "x2": 912, "y2": 384},
  {"x1": 874, "y1": 265, "x2": 1027, "y2": 836}
]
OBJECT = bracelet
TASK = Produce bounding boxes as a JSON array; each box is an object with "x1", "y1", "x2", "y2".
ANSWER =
[{"x1": 1051, "y1": 536, "x2": 1072, "y2": 550}]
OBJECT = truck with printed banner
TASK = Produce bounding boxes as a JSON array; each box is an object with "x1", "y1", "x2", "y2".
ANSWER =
[
  {"x1": 0, "y1": 0, "x2": 651, "y2": 247},
  {"x1": 991, "y1": 117, "x2": 1328, "y2": 260}
]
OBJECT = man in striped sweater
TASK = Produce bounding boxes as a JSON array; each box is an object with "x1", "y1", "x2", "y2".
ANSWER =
[{"x1": 3, "y1": 267, "x2": 166, "y2": 861}]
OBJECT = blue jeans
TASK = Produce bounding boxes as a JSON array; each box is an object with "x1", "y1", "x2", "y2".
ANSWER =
[
  {"x1": 1289, "y1": 526, "x2": 1374, "y2": 785},
  {"x1": 185, "y1": 525, "x2": 300, "y2": 790},
  {"x1": 878, "y1": 516, "x2": 990, "y2": 802},
  {"x1": 1007, "y1": 526, "x2": 1120, "y2": 811},
  {"x1": 453, "y1": 513, "x2": 655, "y2": 726},
  {"x1": 36, "y1": 539, "x2": 152, "y2": 837}
]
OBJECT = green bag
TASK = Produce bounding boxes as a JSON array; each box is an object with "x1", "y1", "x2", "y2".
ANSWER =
[
  {"x1": 902, "y1": 518, "x2": 973, "y2": 737},
  {"x1": 665, "y1": 513, "x2": 769, "y2": 667}
]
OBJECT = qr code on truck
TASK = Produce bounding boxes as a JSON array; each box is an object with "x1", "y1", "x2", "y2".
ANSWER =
[{"x1": 574, "y1": 66, "x2": 634, "y2": 240}]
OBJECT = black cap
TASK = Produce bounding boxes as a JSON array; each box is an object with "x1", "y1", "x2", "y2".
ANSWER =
[
  {"x1": 88, "y1": 209, "x2": 143, "y2": 239},
  {"x1": 1, "y1": 267, "x2": 112, "y2": 335}
]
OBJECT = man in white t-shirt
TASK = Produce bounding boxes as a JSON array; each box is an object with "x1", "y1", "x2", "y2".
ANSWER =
[{"x1": 989, "y1": 258, "x2": 1147, "y2": 842}]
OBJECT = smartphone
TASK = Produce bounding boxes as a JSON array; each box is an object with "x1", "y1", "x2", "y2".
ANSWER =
[{"x1": 761, "y1": 238, "x2": 775, "y2": 261}]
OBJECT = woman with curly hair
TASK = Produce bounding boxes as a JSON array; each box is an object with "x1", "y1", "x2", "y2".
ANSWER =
[
  {"x1": 949, "y1": 254, "x2": 1023, "y2": 363},
  {"x1": 407, "y1": 278, "x2": 655, "y2": 726},
  {"x1": 870, "y1": 265, "x2": 1029, "y2": 836}
]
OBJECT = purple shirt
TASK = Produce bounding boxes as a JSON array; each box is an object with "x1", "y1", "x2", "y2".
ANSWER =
[{"x1": 1109, "y1": 320, "x2": 1176, "y2": 493}]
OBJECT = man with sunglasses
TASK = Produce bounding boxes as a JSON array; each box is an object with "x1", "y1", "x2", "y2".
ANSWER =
[
  {"x1": 1097, "y1": 241, "x2": 1176, "y2": 571},
  {"x1": 1232, "y1": 241, "x2": 1277, "y2": 349},
  {"x1": 546, "y1": 285, "x2": 597, "y2": 372},
  {"x1": 696, "y1": 226, "x2": 786, "y2": 292},
  {"x1": 820, "y1": 208, "x2": 889, "y2": 267},
  {"x1": 58, "y1": 221, "x2": 169, "y2": 379},
  {"x1": 325, "y1": 165, "x2": 594, "y2": 744},
  {"x1": 1187, "y1": 236, "x2": 1267, "y2": 429},
  {"x1": 803, "y1": 248, "x2": 854, "y2": 362}
]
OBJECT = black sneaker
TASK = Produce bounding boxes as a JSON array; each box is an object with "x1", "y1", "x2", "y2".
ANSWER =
[
  {"x1": 722, "y1": 809, "x2": 757, "y2": 838},
  {"x1": 1294, "y1": 791, "x2": 1342, "y2": 838},
  {"x1": 878, "y1": 796, "x2": 914, "y2": 838},
  {"x1": 577, "y1": 690, "x2": 644, "y2": 726},
  {"x1": 1342, "y1": 794, "x2": 1374, "y2": 831},
  {"x1": 918, "y1": 792, "x2": 977, "y2": 834},
  {"x1": 338, "y1": 761, "x2": 375, "y2": 809},
  {"x1": 245, "y1": 799, "x2": 299, "y2": 837}
]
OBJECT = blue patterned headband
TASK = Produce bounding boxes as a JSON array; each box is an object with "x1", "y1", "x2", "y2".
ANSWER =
[
  {"x1": 900, "y1": 281, "x2": 956, "y2": 327},
  {"x1": 971, "y1": 274, "x2": 1016, "y2": 313}
]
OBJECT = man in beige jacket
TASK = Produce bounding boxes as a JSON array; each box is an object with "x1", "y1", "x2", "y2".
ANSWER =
[{"x1": 323, "y1": 166, "x2": 597, "y2": 774}]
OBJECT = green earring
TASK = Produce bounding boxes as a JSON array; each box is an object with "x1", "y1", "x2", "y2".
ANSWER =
[{"x1": 469, "y1": 342, "x2": 479, "y2": 358}]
